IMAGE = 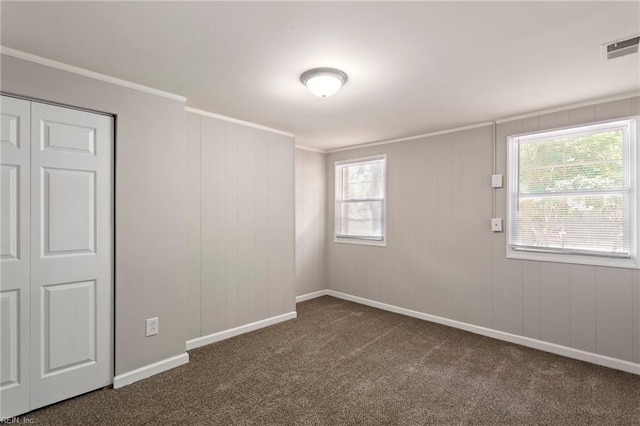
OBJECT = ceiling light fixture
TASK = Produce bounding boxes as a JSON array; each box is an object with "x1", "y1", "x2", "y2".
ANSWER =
[{"x1": 300, "y1": 68, "x2": 348, "y2": 98}]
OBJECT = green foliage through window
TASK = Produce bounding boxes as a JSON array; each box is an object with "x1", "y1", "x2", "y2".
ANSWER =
[{"x1": 509, "y1": 120, "x2": 633, "y2": 256}]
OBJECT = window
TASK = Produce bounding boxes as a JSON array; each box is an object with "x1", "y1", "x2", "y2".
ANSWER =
[
  {"x1": 335, "y1": 155, "x2": 386, "y2": 246},
  {"x1": 507, "y1": 118, "x2": 638, "y2": 268}
]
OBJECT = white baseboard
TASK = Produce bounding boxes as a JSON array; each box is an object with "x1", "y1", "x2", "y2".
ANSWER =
[
  {"x1": 186, "y1": 311, "x2": 297, "y2": 351},
  {"x1": 326, "y1": 290, "x2": 640, "y2": 376},
  {"x1": 296, "y1": 290, "x2": 329, "y2": 303},
  {"x1": 113, "y1": 352, "x2": 189, "y2": 389}
]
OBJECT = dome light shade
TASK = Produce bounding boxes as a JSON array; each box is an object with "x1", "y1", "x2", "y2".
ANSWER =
[{"x1": 300, "y1": 68, "x2": 348, "y2": 98}]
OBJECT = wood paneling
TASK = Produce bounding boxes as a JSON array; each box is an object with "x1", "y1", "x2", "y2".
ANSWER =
[
  {"x1": 294, "y1": 149, "x2": 326, "y2": 297},
  {"x1": 326, "y1": 96, "x2": 640, "y2": 364},
  {"x1": 238, "y1": 126, "x2": 257, "y2": 325},
  {"x1": 568, "y1": 106, "x2": 596, "y2": 125},
  {"x1": 200, "y1": 116, "x2": 227, "y2": 334},
  {"x1": 282, "y1": 138, "x2": 295, "y2": 313},
  {"x1": 225, "y1": 123, "x2": 239, "y2": 328},
  {"x1": 267, "y1": 133, "x2": 284, "y2": 317},
  {"x1": 595, "y1": 99, "x2": 632, "y2": 121},
  {"x1": 188, "y1": 112, "x2": 295, "y2": 338},
  {"x1": 570, "y1": 265, "x2": 596, "y2": 352},
  {"x1": 632, "y1": 97, "x2": 640, "y2": 116},
  {"x1": 521, "y1": 261, "x2": 540, "y2": 339},
  {"x1": 633, "y1": 270, "x2": 640, "y2": 363},
  {"x1": 596, "y1": 268, "x2": 633, "y2": 361},
  {"x1": 435, "y1": 134, "x2": 455, "y2": 319},
  {"x1": 538, "y1": 110, "x2": 569, "y2": 129},
  {"x1": 539, "y1": 262, "x2": 571, "y2": 346},
  {"x1": 254, "y1": 133, "x2": 271, "y2": 321},
  {"x1": 185, "y1": 113, "x2": 201, "y2": 340},
  {"x1": 493, "y1": 120, "x2": 523, "y2": 336}
]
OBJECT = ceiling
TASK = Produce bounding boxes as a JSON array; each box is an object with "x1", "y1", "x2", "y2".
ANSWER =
[{"x1": 1, "y1": 2, "x2": 639, "y2": 151}]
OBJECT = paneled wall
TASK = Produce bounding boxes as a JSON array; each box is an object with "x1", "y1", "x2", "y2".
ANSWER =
[
  {"x1": 185, "y1": 112, "x2": 296, "y2": 341},
  {"x1": 295, "y1": 148, "x2": 327, "y2": 296},
  {"x1": 326, "y1": 96, "x2": 640, "y2": 365},
  {"x1": 493, "y1": 97, "x2": 640, "y2": 363}
]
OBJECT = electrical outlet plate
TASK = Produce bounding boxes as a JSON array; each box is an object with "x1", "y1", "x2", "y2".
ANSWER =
[
  {"x1": 491, "y1": 218, "x2": 503, "y2": 232},
  {"x1": 146, "y1": 317, "x2": 159, "y2": 337}
]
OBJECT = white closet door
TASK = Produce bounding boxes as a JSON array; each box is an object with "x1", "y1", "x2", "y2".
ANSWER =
[
  {"x1": 29, "y1": 103, "x2": 113, "y2": 409},
  {"x1": 0, "y1": 96, "x2": 31, "y2": 418}
]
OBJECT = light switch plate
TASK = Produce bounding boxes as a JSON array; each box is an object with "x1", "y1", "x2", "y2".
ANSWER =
[
  {"x1": 491, "y1": 218, "x2": 503, "y2": 232},
  {"x1": 491, "y1": 174, "x2": 503, "y2": 188}
]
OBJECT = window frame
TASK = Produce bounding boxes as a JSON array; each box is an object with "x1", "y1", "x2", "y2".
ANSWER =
[
  {"x1": 506, "y1": 116, "x2": 639, "y2": 269},
  {"x1": 334, "y1": 154, "x2": 387, "y2": 247}
]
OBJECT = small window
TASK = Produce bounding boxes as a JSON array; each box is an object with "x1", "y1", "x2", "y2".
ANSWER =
[
  {"x1": 507, "y1": 118, "x2": 638, "y2": 268},
  {"x1": 335, "y1": 155, "x2": 386, "y2": 246}
]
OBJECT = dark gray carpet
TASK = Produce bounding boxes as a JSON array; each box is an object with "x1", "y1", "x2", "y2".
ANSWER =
[{"x1": 19, "y1": 296, "x2": 640, "y2": 425}]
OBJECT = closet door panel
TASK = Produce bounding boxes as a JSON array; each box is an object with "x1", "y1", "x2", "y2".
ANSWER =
[
  {"x1": 0, "y1": 95, "x2": 31, "y2": 419},
  {"x1": 29, "y1": 102, "x2": 113, "y2": 410}
]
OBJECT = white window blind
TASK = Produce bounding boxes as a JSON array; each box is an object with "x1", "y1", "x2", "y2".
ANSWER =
[
  {"x1": 335, "y1": 155, "x2": 386, "y2": 243},
  {"x1": 508, "y1": 119, "x2": 636, "y2": 258}
]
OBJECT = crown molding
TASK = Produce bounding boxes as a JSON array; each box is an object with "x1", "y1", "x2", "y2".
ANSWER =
[
  {"x1": 326, "y1": 122, "x2": 494, "y2": 153},
  {"x1": 495, "y1": 91, "x2": 640, "y2": 124},
  {"x1": 1, "y1": 46, "x2": 187, "y2": 103},
  {"x1": 295, "y1": 145, "x2": 326, "y2": 154},
  {"x1": 326, "y1": 91, "x2": 640, "y2": 154},
  {"x1": 185, "y1": 106, "x2": 295, "y2": 138}
]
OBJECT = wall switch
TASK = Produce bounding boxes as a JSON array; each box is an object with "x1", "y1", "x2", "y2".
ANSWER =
[
  {"x1": 146, "y1": 317, "x2": 159, "y2": 337},
  {"x1": 491, "y1": 218, "x2": 503, "y2": 232},
  {"x1": 491, "y1": 174, "x2": 503, "y2": 188}
]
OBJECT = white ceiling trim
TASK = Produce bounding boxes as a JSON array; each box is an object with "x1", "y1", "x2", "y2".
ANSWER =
[
  {"x1": 295, "y1": 145, "x2": 326, "y2": 154},
  {"x1": 326, "y1": 122, "x2": 495, "y2": 154},
  {"x1": 0, "y1": 46, "x2": 187, "y2": 103},
  {"x1": 185, "y1": 106, "x2": 295, "y2": 138},
  {"x1": 495, "y1": 91, "x2": 640, "y2": 124},
  {"x1": 328, "y1": 91, "x2": 640, "y2": 154}
]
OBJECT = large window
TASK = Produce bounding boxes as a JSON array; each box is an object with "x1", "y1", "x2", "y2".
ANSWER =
[
  {"x1": 507, "y1": 118, "x2": 638, "y2": 268},
  {"x1": 335, "y1": 155, "x2": 386, "y2": 246}
]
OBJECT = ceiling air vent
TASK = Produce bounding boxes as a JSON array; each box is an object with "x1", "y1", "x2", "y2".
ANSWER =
[{"x1": 604, "y1": 35, "x2": 639, "y2": 60}]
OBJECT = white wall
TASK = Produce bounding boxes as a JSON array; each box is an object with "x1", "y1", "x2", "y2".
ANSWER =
[
  {"x1": 326, "y1": 96, "x2": 640, "y2": 366},
  {"x1": 295, "y1": 148, "x2": 327, "y2": 297},
  {"x1": 1, "y1": 54, "x2": 188, "y2": 375},
  {"x1": 185, "y1": 112, "x2": 296, "y2": 341}
]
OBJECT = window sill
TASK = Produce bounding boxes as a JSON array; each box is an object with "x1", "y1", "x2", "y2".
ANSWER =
[
  {"x1": 506, "y1": 248, "x2": 639, "y2": 269},
  {"x1": 334, "y1": 237, "x2": 386, "y2": 247}
]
